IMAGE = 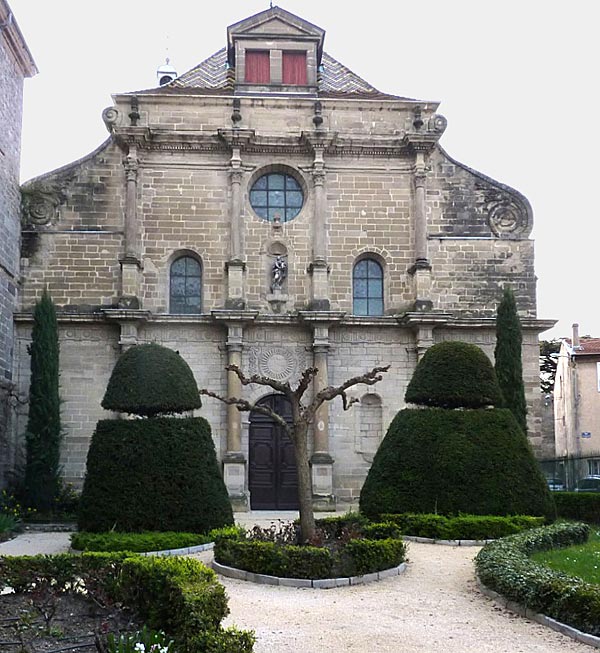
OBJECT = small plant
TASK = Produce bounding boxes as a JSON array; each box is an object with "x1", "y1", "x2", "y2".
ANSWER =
[
  {"x1": 107, "y1": 626, "x2": 174, "y2": 653},
  {"x1": 0, "y1": 512, "x2": 19, "y2": 537}
]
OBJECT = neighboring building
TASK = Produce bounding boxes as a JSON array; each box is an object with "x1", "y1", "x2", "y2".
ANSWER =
[
  {"x1": 0, "y1": 1, "x2": 36, "y2": 486},
  {"x1": 13, "y1": 7, "x2": 553, "y2": 509},
  {"x1": 554, "y1": 324, "x2": 600, "y2": 474}
]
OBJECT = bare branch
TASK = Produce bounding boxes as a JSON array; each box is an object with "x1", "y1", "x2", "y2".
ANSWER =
[
  {"x1": 305, "y1": 364, "x2": 391, "y2": 421},
  {"x1": 200, "y1": 388, "x2": 289, "y2": 430},
  {"x1": 293, "y1": 366, "x2": 319, "y2": 400},
  {"x1": 226, "y1": 364, "x2": 292, "y2": 397}
]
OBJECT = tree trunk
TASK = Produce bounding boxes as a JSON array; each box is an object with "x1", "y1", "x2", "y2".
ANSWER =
[{"x1": 292, "y1": 422, "x2": 315, "y2": 542}]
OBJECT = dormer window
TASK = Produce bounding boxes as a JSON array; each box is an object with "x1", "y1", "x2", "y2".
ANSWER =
[
  {"x1": 282, "y1": 51, "x2": 307, "y2": 85},
  {"x1": 227, "y1": 7, "x2": 324, "y2": 96},
  {"x1": 245, "y1": 50, "x2": 270, "y2": 83}
]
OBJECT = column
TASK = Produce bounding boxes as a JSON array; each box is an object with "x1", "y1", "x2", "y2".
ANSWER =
[
  {"x1": 222, "y1": 323, "x2": 248, "y2": 509},
  {"x1": 311, "y1": 324, "x2": 334, "y2": 509},
  {"x1": 119, "y1": 145, "x2": 142, "y2": 308}
]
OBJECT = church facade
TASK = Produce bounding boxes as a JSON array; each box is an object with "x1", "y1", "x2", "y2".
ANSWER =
[{"x1": 13, "y1": 7, "x2": 553, "y2": 509}]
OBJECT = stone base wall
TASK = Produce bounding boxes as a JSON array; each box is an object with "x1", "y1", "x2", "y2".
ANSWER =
[{"x1": 13, "y1": 317, "x2": 549, "y2": 502}]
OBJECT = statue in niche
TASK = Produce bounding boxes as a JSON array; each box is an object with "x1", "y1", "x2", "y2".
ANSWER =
[{"x1": 271, "y1": 255, "x2": 288, "y2": 292}]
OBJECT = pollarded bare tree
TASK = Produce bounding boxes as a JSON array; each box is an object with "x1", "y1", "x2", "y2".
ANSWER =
[{"x1": 200, "y1": 363, "x2": 390, "y2": 542}]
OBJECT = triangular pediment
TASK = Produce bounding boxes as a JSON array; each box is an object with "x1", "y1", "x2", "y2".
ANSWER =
[
  {"x1": 228, "y1": 7, "x2": 325, "y2": 51},
  {"x1": 244, "y1": 17, "x2": 312, "y2": 37}
]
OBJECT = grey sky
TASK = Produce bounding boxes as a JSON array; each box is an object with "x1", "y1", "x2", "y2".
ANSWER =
[{"x1": 10, "y1": 0, "x2": 598, "y2": 340}]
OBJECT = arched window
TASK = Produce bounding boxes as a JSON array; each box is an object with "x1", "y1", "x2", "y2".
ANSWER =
[
  {"x1": 170, "y1": 256, "x2": 202, "y2": 314},
  {"x1": 353, "y1": 258, "x2": 383, "y2": 316}
]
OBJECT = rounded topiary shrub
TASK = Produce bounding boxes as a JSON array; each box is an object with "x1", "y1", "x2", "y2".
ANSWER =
[
  {"x1": 360, "y1": 341, "x2": 554, "y2": 519},
  {"x1": 78, "y1": 417, "x2": 233, "y2": 532},
  {"x1": 405, "y1": 341, "x2": 504, "y2": 409},
  {"x1": 102, "y1": 343, "x2": 202, "y2": 417}
]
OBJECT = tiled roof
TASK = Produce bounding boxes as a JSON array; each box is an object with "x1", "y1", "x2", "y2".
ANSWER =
[
  {"x1": 566, "y1": 337, "x2": 600, "y2": 355},
  {"x1": 159, "y1": 48, "x2": 412, "y2": 100}
]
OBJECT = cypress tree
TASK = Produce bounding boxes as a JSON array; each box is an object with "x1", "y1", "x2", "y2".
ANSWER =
[
  {"x1": 23, "y1": 290, "x2": 62, "y2": 512},
  {"x1": 494, "y1": 286, "x2": 528, "y2": 433}
]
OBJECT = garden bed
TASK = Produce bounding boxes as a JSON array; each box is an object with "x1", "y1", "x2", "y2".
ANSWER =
[
  {"x1": 0, "y1": 552, "x2": 254, "y2": 653},
  {"x1": 212, "y1": 516, "x2": 407, "y2": 582}
]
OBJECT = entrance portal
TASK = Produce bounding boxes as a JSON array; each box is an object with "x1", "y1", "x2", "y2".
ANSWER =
[{"x1": 249, "y1": 394, "x2": 299, "y2": 510}]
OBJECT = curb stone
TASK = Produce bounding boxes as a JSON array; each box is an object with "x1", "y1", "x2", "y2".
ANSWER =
[
  {"x1": 403, "y1": 535, "x2": 493, "y2": 546},
  {"x1": 212, "y1": 560, "x2": 407, "y2": 588},
  {"x1": 477, "y1": 578, "x2": 600, "y2": 649}
]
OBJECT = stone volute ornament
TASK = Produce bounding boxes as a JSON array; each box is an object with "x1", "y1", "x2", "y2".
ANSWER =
[
  {"x1": 487, "y1": 198, "x2": 530, "y2": 238},
  {"x1": 21, "y1": 180, "x2": 69, "y2": 227}
]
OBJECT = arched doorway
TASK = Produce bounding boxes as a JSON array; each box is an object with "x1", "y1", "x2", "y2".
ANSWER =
[{"x1": 249, "y1": 394, "x2": 299, "y2": 510}]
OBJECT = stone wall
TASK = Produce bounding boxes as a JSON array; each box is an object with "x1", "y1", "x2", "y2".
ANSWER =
[{"x1": 0, "y1": 13, "x2": 29, "y2": 485}]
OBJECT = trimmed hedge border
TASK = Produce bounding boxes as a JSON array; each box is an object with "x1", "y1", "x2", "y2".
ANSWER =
[
  {"x1": 553, "y1": 492, "x2": 600, "y2": 524},
  {"x1": 212, "y1": 559, "x2": 407, "y2": 588},
  {"x1": 403, "y1": 535, "x2": 492, "y2": 546},
  {"x1": 0, "y1": 552, "x2": 254, "y2": 652},
  {"x1": 71, "y1": 531, "x2": 214, "y2": 554},
  {"x1": 381, "y1": 513, "x2": 544, "y2": 541},
  {"x1": 475, "y1": 521, "x2": 600, "y2": 638}
]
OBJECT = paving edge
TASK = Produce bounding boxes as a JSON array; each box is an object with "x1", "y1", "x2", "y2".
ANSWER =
[
  {"x1": 403, "y1": 535, "x2": 493, "y2": 546},
  {"x1": 212, "y1": 560, "x2": 407, "y2": 588},
  {"x1": 477, "y1": 578, "x2": 600, "y2": 649}
]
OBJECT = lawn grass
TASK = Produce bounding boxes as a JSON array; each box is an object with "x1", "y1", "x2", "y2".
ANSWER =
[{"x1": 531, "y1": 527, "x2": 600, "y2": 584}]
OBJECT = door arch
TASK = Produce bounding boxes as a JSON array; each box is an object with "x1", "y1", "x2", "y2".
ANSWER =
[{"x1": 249, "y1": 394, "x2": 299, "y2": 510}]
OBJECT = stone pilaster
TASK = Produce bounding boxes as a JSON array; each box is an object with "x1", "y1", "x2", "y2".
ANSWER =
[
  {"x1": 408, "y1": 150, "x2": 433, "y2": 312},
  {"x1": 120, "y1": 146, "x2": 142, "y2": 308},
  {"x1": 226, "y1": 149, "x2": 246, "y2": 309},
  {"x1": 101, "y1": 309, "x2": 150, "y2": 352},
  {"x1": 305, "y1": 142, "x2": 329, "y2": 310},
  {"x1": 212, "y1": 310, "x2": 259, "y2": 510}
]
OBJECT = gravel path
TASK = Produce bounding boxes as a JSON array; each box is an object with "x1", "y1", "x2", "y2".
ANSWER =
[
  {"x1": 0, "y1": 529, "x2": 591, "y2": 651},
  {"x1": 216, "y1": 542, "x2": 590, "y2": 653}
]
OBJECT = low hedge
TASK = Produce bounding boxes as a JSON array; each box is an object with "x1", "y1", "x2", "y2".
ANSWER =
[
  {"x1": 553, "y1": 492, "x2": 600, "y2": 524},
  {"x1": 213, "y1": 524, "x2": 406, "y2": 579},
  {"x1": 475, "y1": 521, "x2": 600, "y2": 636},
  {"x1": 381, "y1": 513, "x2": 544, "y2": 540},
  {"x1": 71, "y1": 531, "x2": 214, "y2": 553},
  {"x1": 0, "y1": 552, "x2": 254, "y2": 652}
]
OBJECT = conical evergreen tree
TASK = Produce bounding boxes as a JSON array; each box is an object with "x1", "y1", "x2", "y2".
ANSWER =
[
  {"x1": 24, "y1": 290, "x2": 62, "y2": 511},
  {"x1": 494, "y1": 286, "x2": 528, "y2": 433}
]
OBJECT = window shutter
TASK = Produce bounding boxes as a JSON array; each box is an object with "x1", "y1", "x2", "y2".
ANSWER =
[
  {"x1": 282, "y1": 51, "x2": 307, "y2": 85},
  {"x1": 245, "y1": 51, "x2": 270, "y2": 83}
]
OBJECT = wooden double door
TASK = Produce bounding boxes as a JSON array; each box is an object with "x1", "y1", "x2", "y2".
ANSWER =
[{"x1": 249, "y1": 394, "x2": 299, "y2": 510}]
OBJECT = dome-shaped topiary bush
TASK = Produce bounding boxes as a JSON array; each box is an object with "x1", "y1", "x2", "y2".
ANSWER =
[
  {"x1": 102, "y1": 343, "x2": 201, "y2": 417},
  {"x1": 405, "y1": 341, "x2": 504, "y2": 409},
  {"x1": 360, "y1": 341, "x2": 554, "y2": 519},
  {"x1": 80, "y1": 344, "x2": 233, "y2": 533}
]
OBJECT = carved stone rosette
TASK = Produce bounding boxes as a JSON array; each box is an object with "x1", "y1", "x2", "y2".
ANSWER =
[{"x1": 248, "y1": 346, "x2": 310, "y2": 382}]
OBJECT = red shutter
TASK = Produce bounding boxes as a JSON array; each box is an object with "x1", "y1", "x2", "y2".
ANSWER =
[
  {"x1": 245, "y1": 51, "x2": 270, "y2": 83},
  {"x1": 282, "y1": 51, "x2": 307, "y2": 85}
]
